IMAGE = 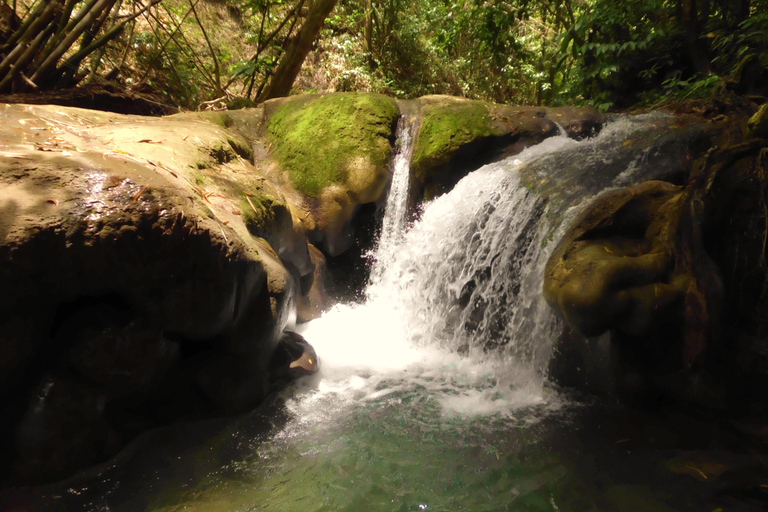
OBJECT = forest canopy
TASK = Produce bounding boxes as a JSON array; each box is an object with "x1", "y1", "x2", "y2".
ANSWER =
[{"x1": 0, "y1": 0, "x2": 766, "y2": 111}]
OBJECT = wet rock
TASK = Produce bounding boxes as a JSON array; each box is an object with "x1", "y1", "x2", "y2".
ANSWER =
[
  {"x1": 409, "y1": 96, "x2": 606, "y2": 203},
  {"x1": 270, "y1": 331, "x2": 320, "y2": 384},
  {"x1": 12, "y1": 377, "x2": 117, "y2": 484},
  {"x1": 297, "y1": 244, "x2": 331, "y2": 322},
  {"x1": 746, "y1": 102, "x2": 768, "y2": 139},
  {"x1": 544, "y1": 180, "x2": 688, "y2": 338},
  {"x1": 545, "y1": 134, "x2": 768, "y2": 412},
  {"x1": 0, "y1": 104, "x2": 299, "y2": 485}
]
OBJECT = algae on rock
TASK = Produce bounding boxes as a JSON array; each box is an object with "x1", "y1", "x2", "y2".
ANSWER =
[
  {"x1": 266, "y1": 93, "x2": 399, "y2": 197},
  {"x1": 411, "y1": 99, "x2": 503, "y2": 183}
]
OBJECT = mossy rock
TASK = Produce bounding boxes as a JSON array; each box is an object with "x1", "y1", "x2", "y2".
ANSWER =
[
  {"x1": 411, "y1": 99, "x2": 505, "y2": 182},
  {"x1": 266, "y1": 93, "x2": 399, "y2": 197},
  {"x1": 746, "y1": 103, "x2": 768, "y2": 139}
]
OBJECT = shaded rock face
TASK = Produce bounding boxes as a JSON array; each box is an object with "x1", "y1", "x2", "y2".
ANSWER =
[
  {"x1": 0, "y1": 104, "x2": 325, "y2": 486},
  {"x1": 544, "y1": 180, "x2": 689, "y2": 339},
  {"x1": 544, "y1": 112, "x2": 768, "y2": 413}
]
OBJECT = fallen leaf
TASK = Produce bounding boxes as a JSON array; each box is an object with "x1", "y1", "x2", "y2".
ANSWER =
[
  {"x1": 46, "y1": 199, "x2": 58, "y2": 206},
  {"x1": 246, "y1": 195, "x2": 258, "y2": 213},
  {"x1": 132, "y1": 185, "x2": 149, "y2": 201},
  {"x1": 137, "y1": 139, "x2": 162, "y2": 144},
  {"x1": 685, "y1": 465, "x2": 708, "y2": 480}
]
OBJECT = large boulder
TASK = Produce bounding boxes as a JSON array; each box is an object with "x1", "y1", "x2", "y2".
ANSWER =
[
  {"x1": 0, "y1": 104, "x2": 319, "y2": 485},
  {"x1": 263, "y1": 93, "x2": 399, "y2": 256},
  {"x1": 544, "y1": 123, "x2": 768, "y2": 412},
  {"x1": 543, "y1": 180, "x2": 689, "y2": 339}
]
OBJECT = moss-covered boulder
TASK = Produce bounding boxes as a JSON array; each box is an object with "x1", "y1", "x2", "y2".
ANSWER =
[
  {"x1": 410, "y1": 96, "x2": 605, "y2": 201},
  {"x1": 265, "y1": 93, "x2": 399, "y2": 255}
]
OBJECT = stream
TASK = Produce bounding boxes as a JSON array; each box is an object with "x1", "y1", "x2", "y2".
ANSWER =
[{"x1": 2, "y1": 115, "x2": 766, "y2": 512}]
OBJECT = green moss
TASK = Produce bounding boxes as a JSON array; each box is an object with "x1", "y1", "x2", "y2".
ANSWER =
[
  {"x1": 267, "y1": 93, "x2": 398, "y2": 197},
  {"x1": 207, "y1": 141, "x2": 236, "y2": 164},
  {"x1": 747, "y1": 103, "x2": 768, "y2": 139},
  {"x1": 226, "y1": 136, "x2": 254, "y2": 161},
  {"x1": 411, "y1": 100, "x2": 501, "y2": 181},
  {"x1": 240, "y1": 191, "x2": 282, "y2": 235}
]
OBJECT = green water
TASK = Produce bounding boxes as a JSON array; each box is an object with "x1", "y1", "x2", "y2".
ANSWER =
[
  {"x1": 146, "y1": 390, "x2": 564, "y2": 512},
  {"x1": 11, "y1": 379, "x2": 764, "y2": 512}
]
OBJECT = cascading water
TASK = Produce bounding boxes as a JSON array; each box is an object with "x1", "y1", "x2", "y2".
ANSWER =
[{"x1": 14, "y1": 113, "x2": 729, "y2": 512}]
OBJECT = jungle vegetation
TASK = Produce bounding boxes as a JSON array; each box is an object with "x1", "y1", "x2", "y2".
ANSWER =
[{"x1": 0, "y1": 0, "x2": 766, "y2": 111}]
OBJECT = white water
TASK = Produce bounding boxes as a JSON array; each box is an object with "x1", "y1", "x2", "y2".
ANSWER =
[
  {"x1": 287, "y1": 113, "x2": 685, "y2": 434},
  {"x1": 292, "y1": 127, "x2": 581, "y2": 428}
]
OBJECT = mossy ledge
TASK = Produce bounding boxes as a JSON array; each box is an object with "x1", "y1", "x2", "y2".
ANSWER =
[
  {"x1": 266, "y1": 93, "x2": 399, "y2": 197},
  {"x1": 411, "y1": 99, "x2": 504, "y2": 182}
]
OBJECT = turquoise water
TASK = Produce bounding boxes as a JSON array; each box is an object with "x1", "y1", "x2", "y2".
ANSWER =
[{"x1": 8, "y1": 377, "x2": 764, "y2": 512}]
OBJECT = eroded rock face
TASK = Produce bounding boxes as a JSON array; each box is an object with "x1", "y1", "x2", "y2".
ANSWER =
[
  {"x1": 544, "y1": 128, "x2": 768, "y2": 412},
  {"x1": 544, "y1": 181, "x2": 689, "y2": 339}
]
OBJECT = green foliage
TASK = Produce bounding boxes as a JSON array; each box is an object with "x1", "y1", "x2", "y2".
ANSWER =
[
  {"x1": 267, "y1": 93, "x2": 398, "y2": 196},
  {"x1": 712, "y1": 11, "x2": 768, "y2": 74},
  {"x1": 552, "y1": 0, "x2": 682, "y2": 110},
  {"x1": 5, "y1": 0, "x2": 767, "y2": 111},
  {"x1": 132, "y1": 30, "x2": 203, "y2": 108}
]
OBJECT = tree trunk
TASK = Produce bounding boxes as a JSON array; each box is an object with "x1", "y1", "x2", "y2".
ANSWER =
[
  {"x1": 258, "y1": 0, "x2": 338, "y2": 101},
  {"x1": 678, "y1": 0, "x2": 712, "y2": 75},
  {"x1": 363, "y1": 0, "x2": 374, "y2": 67}
]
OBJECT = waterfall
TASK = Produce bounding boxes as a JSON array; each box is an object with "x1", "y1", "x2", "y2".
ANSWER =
[
  {"x1": 368, "y1": 117, "x2": 413, "y2": 285},
  {"x1": 15, "y1": 113, "x2": 729, "y2": 512},
  {"x1": 366, "y1": 136, "x2": 576, "y2": 372},
  {"x1": 299, "y1": 112, "x2": 694, "y2": 415}
]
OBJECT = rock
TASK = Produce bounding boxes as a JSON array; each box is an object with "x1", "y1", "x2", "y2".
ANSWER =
[
  {"x1": 746, "y1": 102, "x2": 768, "y2": 139},
  {"x1": 264, "y1": 92, "x2": 399, "y2": 255},
  {"x1": 410, "y1": 96, "x2": 606, "y2": 202},
  {"x1": 12, "y1": 377, "x2": 117, "y2": 484},
  {"x1": 269, "y1": 331, "x2": 320, "y2": 384},
  {"x1": 543, "y1": 180, "x2": 688, "y2": 338},
  {"x1": 0, "y1": 103, "x2": 300, "y2": 484},
  {"x1": 63, "y1": 304, "x2": 179, "y2": 398},
  {"x1": 545, "y1": 134, "x2": 768, "y2": 412},
  {"x1": 297, "y1": 244, "x2": 331, "y2": 322}
]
